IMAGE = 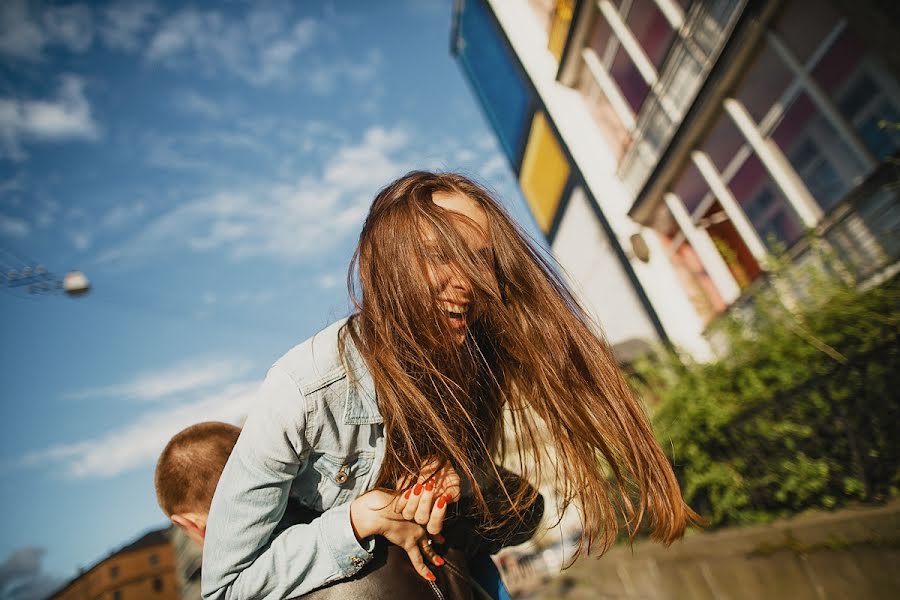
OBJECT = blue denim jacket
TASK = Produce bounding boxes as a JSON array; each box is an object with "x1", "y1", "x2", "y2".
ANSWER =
[{"x1": 202, "y1": 317, "x2": 388, "y2": 600}]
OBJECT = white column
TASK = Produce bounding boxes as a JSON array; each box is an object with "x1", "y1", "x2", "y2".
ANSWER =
[
  {"x1": 582, "y1": 47, "x2": 637, "y2": 130},
  {"x1": 665, "y1": 192, "x2": 741, "y2": 303},
  {"x1": 652, "y1": 0, "x2": 685, "y2": 30},
  {"x1": 724, "y1": 98, "x2": 823, "y2": 227},
  {"x1": 691, "y1": 150, "x2": 768, "y2": 260}
]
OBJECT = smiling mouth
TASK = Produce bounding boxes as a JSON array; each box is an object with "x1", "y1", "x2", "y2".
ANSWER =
[{"x1": 442, "y1": 303, "x2": 468, "y2": 327}]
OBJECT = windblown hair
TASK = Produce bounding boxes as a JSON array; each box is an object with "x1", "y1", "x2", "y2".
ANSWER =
[
  {"x1": 155, "y1": 421, "x2": 241, "y2": 517},
  {"x1": 343, "y1": 171, "x2": 699, "y2": 556}
]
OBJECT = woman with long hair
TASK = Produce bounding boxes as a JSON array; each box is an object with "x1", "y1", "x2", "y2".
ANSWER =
[{"x1": 201, "y1": 171, "x2": 698, "y2": 600}]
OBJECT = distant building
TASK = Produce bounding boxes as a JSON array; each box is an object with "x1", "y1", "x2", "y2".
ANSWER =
[
  {"x1": 451, "y1": 0, "x2": 900, "y2": 361},
  {"x1": 49, "y1": 528, "x2": 179, "y2": 600}
]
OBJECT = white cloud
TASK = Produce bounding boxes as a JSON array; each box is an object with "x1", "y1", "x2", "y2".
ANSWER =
[
  {"x1": 42, "y1": 4, "x2": 94, "y2": 53},
  {"x1": 65, "y1": 356, "x2": 254, "y2": 402},
  {"x1": 478, "y1": 153, "x2": 508, "y2": 181},
  {"x1": 0, "y1": 547, "x2": 64, "y2": 600},
  {"x1": 174, "y1": 90, "x2": 231, "y2": 120},
  {"x1": 317, "y1": 273, "x2": 341, "y2": 290},
  {"x1": 0, "y1": 75, "x2": 99, "y2": 161},
  {"x1": 69, "y1": 230, "x2": 92, "y2": 251},
  {"x1": 0, "y1": 214, "x2": 29, "y2": 238},
  {"x1": 100, "y1": 1, "x2": 158, "y2": 51},
  {"x1": 0, "y1": 1, "x2": 45, "y2": 61},
  {"x1": 34, "y1": 199, "x2": 59, "y2": 228},
  {"x1": 146, "y1": 6, "x2": 319, "y2": 86},
  {"x1": 232, "y1": 289, "x2": 276, "y2": 306},
  {"x1": 97, "y1": 124, "x2": 413, "y2": 265},
  {"x1": 23, "y1": 380, "x2": 256, "y2": 479},
  {"x1": 305, "y1": 49, "x2": 382, "y2": 96},
  {"x1": 100, "y1": 201, "x2": 145, "y2": 230},
  {"x1": 0, "y1": 174, "x2": 24, "y2": 197},
  {"x1": 0, "y1": 0, "x2": 95, "y2": 61},
  {"x1": 454, "y1": 148, "x2": 476, "y2": 163}
]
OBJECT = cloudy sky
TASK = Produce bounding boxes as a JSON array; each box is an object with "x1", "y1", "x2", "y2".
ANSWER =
[{"x1": 0, "y1": 0, "x2": 542, "y2": 595}]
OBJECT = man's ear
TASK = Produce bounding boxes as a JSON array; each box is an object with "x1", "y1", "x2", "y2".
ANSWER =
[{"x1": 171, "y1": 513, "x2": 206, "y2": 539}]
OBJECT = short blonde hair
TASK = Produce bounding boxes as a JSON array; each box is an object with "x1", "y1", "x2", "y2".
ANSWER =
[{"x1": 154, "y1": 421, "x2": 240, "y2": 516}]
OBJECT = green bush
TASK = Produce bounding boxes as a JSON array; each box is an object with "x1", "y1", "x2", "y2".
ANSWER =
[{"x1": 632, "y1": 265, "x2": 900, "y2": 528}]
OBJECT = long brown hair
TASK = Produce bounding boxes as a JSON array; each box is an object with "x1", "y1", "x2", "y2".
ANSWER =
[{"x1": 343, "y1": 171, "x2": 698, "y2": 556}]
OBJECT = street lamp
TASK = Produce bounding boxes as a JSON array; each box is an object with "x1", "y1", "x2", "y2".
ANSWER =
[{"x1": 2, "y1": 266, "x2": 91, "y2": 297}]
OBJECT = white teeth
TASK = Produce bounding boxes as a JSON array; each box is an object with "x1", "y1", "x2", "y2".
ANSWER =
[{"x1": 443, "y1": 303, "x2": 467, "y2": 314}]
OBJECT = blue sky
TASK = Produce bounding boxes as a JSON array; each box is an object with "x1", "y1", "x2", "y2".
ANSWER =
[{"x1": 0, "y1": 1, "x2": 542, "y2": 596}]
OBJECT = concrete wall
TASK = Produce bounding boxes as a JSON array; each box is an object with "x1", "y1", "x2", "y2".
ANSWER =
[{"x1": 530, "y1": 500, "x2": 900, "y2": 600}]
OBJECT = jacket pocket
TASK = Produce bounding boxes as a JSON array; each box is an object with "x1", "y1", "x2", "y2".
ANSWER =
[{"x1": 304, "y1": 452, "x2": 374, "y2": 511}]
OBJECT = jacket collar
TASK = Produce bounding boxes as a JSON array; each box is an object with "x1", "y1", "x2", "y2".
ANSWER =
[{"x1": 341, "y1": 321, "x2": 383, "y2": 425}]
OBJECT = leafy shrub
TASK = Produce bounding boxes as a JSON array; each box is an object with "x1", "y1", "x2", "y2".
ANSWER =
[{"x1": 632, "y1": 264, "x2": 900, "y2": 528}]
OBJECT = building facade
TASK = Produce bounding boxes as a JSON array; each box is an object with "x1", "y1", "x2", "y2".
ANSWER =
[
  {"x1": 451, "y1": 0, "x2": 900, "y2": 360},
  {"x1": 48, "y1": 528, "x2": 180, "y2": 600}
]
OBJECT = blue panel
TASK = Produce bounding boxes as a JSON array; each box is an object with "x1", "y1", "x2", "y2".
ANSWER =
[{"x1": 454, "y1": 0, "x2": 533, "y2": 169}]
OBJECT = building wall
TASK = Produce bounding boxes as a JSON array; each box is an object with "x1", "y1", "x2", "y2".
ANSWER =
[
  {"x1": 452, "y1": 0, "x2": 900, "y2": 361},
  {"x1": 552, "y1": 186, "x2": 658, "y2": 345}
]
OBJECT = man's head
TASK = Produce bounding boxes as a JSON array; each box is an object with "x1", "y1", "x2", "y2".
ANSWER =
[{"x1": 155, "y1": 421, "x2": 240, "y2": 548}]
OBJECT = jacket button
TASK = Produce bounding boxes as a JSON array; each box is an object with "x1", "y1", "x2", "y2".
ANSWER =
[
  {"x1": 335, "y1": 465, "x2": 349, "y2": 485},
  {"x1": 351, "y1": 556, "x2": 364, "y2": 569}
]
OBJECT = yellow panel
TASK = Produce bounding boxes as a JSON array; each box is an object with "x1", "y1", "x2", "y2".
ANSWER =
[
  {"x1": 547, "y1": 0, "x2": 574, "y2": 62},
  {"x1": 519, "y1": 111, "x2": 571, "y2": 233}
]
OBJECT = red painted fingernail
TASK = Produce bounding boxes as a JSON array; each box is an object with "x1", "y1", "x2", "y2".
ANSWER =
[
  {"x1": 425, "y1": 480, "x2": 435, "y2": 491},
  {"x1": 413, "y1": 483, "x2": 423, "y2": 495},
  {"x1": 405, "y1": 489, "x2": 411, "y2": 499},
  {"x1": 425, "y1": 571, "x2": 436, "y2": 582},
  {"x1": 437, "y1": 496, "x2": 446, "y2": 509},
  {"x1": 434, "y1": 556, "x2": 445, "y2": 566}
]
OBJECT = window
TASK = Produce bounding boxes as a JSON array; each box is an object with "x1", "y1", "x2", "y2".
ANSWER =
[
  {"x1": 771, "y1": 92, "x2": 866, "y2": 211},
  {"x1": 153, "y1": 578, "x2": 163, "y2": 593},
  {"x1": 518, "y1": 112, "x2": 571, "y2": 232},
  {"x1": 728, "y1": 154, "x2": 803, "y2": 246},
  {"x1": 109, "y1": 566, "x2": 119, "y2": 579},
  {"x1": 773, "y1": 0, "x2": 841, "y2": 65},
  {"x1": 813, "y1": 29, "x2": 900, "y2": 161},
  {"x1": 610, "y1": 46, "x2": 650, "y2": 113},
  {"x1": 626, "y1": 0, "x2": 676, "y2": 73},
  {"x1": 701, "y1": 116, "x2": 744, "y2": 175},
  {"x1": 734, "y1": 41, "x2": 793, "y2": 124},
  {"x1": 148, "y1": 554, "x2": 159, "y2": 566}
]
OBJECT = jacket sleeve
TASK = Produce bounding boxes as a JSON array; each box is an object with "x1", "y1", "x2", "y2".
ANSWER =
[{"x1": 201, "y1": 365, "x2": 375, "y2": 600}]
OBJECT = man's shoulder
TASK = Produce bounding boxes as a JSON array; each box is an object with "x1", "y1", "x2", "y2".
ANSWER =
[{"x1": 272, "y1": 317, "x2": 353, "y2": 392}]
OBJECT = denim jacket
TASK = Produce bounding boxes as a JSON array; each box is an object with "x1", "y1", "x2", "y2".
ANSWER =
[{"x1": 202, "y1": 317, "x2": 388, "y2": 600}]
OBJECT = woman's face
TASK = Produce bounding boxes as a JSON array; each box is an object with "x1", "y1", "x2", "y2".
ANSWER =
[{"x1": 427, "y1": 191, "x2": 493, "y2": 345}]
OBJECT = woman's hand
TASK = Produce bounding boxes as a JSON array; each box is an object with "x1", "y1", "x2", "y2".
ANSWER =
[
  {"x1": 393, "y1": 459, "x2": 461, "y2": 531},
  {"x1": 350, "y1": 489, "x2": 446, "y2": 582}
]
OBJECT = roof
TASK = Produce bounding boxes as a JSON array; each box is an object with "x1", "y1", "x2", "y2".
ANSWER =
[{"x1": 115, "y1": 527, "x2": 170, "y2": 556}]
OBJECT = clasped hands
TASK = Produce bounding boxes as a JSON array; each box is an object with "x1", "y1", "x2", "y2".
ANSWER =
[{"x1": 349, "y1": 459, "x2": 461, "y2": 582}]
